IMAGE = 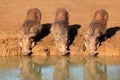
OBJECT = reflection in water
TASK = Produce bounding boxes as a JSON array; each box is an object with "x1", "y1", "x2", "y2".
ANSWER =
[
  {"x1": 54, "y1": 57, "x2": 69, "y2": 80},
  {"x1": 84, "y1": 57, "x2": 107, "y2": 80},
  {"x1": 107, "y1": 66, "x2": 120, "y2": 80},
  {"x1": 0, "y1": 56, "x2": 120, "y2": 80},
  {"x1": 0, "y1": 57, "x2": 21, "y2": 80},
  {"x1": 20, "y1": 56, "x2": 41, "y2": 80}
]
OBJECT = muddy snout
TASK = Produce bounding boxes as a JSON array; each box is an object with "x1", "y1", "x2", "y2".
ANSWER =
[
  {"x1": 88, "y1": 50, "x2": 98, "y2": 56},
  {"x1": 84, "y1": 35, "x2": 98, "y2": 56},
  {"x1": 22, "y1": 43, "x2": 33, "y2": 56},
  {"x1": 88, "y1": 42, "x2": 99, "y2": 56},
  {"x1": 22, "y1": 48, "x2": 32, "y2": 56},
  {"x1": 59, "y1": 40, "x2": 69, "y2": 56},
  {"x1": 60, "y1": 48, "x2": 69, "y2": 56}
]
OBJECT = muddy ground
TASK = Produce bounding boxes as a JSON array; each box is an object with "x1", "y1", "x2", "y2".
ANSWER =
[{"x1": 0, "y1": 0, "x2": 120, "y2": 56}]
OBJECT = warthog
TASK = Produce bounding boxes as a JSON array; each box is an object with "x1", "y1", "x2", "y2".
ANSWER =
[
  {"x1": 52, "y1": 8, "x2": 69, "y2": 56},
  {"x1": 83, "y1": 9, "x2": 108, "y2": 56},
  {"x1": 19, "y1": 8, "x2": 42, "y2": 55}
]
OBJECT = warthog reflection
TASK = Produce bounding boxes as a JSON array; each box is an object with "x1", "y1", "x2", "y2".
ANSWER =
[
  {"x1": 84, "y1": 57, "x2": 107, "y2": 80},
  {"x1": 20, "y1": 57, "x2": 41, "y2": 80},
  {"x1": 54, "y1": 57, "x2": 70, "y2": 80}
]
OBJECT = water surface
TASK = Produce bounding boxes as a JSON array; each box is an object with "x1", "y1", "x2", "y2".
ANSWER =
[{"x1": 0, "y1": 55, "x2": 120, "y2": 80}]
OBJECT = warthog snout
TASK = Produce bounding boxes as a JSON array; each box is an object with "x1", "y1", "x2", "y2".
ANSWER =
[
  {"x1": 59, "y1": 39, "x2": 69, "y2": 56},
  {"x1": 84, "y1": 34, "x2": 97, "y2": 56},
  {"x1": 20, "y1": 34, "x2": 35, "y2": 55}
]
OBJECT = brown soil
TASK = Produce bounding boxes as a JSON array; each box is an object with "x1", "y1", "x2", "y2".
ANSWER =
[{"x1": 0, "y1": 0, "x2": 120, "y2": 56}]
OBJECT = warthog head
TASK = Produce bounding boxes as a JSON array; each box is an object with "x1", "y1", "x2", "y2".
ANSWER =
[
  {"x1": 84, "y1": 34, "x2": 97, "y2": 56},
  {"x1": 19, "y1": 32, "x2": 35, "y2": 55},
  {"x1": 59, "y1": 34, "x2": 69, "y2": 55}
]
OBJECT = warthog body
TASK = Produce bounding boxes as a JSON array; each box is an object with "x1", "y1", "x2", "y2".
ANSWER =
[
  {"x1": 19, "y1": 8, "x2": 42, "y2": 55},
  {"x1": 55, "y1": 8, "x2": 69, "y2": 22},
  {"x1": 84, "y1": 9, "x2": 108, "y2": 56},
  {"x1": 52, "y1": 8, "x2": 69, "y2": 55}
]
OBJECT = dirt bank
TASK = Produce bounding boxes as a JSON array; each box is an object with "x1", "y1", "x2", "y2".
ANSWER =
[{"x1": 0, "y1": 0, "x2": 120, "y2": 56}]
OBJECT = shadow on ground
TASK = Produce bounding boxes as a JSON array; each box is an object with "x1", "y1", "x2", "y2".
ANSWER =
[
  {"x1": 106, "y1": 26, "x2": 120, "y2": 38},
  {"x1": 35, "y1": 23, "x2": 52, "y2": 42},
  {"x1": 68, "y1": 24, "x2": 81, "y2": 45},
  {"x1": 99, "y1": 26, "x2": 120, "y2": 42}
]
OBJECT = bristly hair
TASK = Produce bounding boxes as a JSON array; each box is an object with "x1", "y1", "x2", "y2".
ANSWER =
[
  {"x1": 89, "y1": 20, "x2": 107, "y2": 36},
  {"x1": 53, "y1": 20, "x2": 68, "y2": 35},
  {"x1": 22, "y1": 20, "x2": 35, "y2": 35}
]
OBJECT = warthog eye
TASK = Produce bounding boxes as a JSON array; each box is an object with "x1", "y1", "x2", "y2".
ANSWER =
[{"x1": 29, "y1": 37, "x2": 35, "y2": 41}]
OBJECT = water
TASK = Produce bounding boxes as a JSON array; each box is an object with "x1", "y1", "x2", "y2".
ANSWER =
[{"x1": 0, "y1": 55, "x2": 120, "y2": 80}]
